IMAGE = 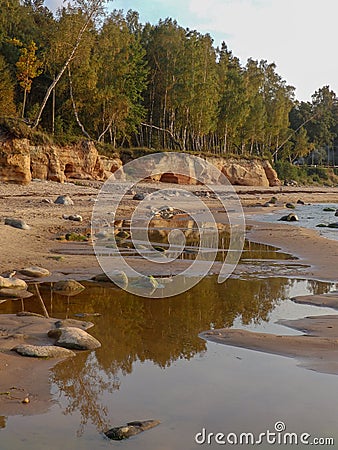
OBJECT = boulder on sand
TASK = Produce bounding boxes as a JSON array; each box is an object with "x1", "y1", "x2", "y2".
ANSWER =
[
  {"x1": 4, "y1": 218, "x2": 30, "y2": 230},
  {"x1": 54, "y1": 195, "x2": 74, "y2": 206},
  {"x1": 19, "y1": 266, "x2": 51, "y2": 278},
  {"x1": 48, "y1": 327, "x2": 101, "y2": 350},
  {"x1": 13, "y1": 344, "x2": 75, "y2": 358}
]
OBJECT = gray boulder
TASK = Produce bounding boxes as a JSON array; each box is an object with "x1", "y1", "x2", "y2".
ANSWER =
[
  {"x1": 279, "y1": 213, "x2": 299, "y2": 222},
  {"x1": 133, "y1": 193, "x2": 146, "y2": 201},
  {"x1": 4, "y1": 218, "x2": 30, "y2": 230},
  {"x1": 53, "y1": 319, "x2": 94, "y2": 330},
  {"x1": 19, "y1": 266, "x2": 51, "y2": 278},
  {"x1": 54, "y1": 195, "x2": 74, "y2": 205},
  {"x1": 13, "y1": 344, "x2": 75, "y2": 358},
  {"x1": 62, "y1": 214, "x2": 83, "y2": 222},
  {"x1": 48, "y1": 327, "x2": 101, "y2": 350}
]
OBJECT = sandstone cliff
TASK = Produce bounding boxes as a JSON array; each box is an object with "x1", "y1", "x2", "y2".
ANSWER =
[
  {"x1": 0, "y1": 138, "x2": 31, "y2": 184},
  {"x1": 114, "y1": 153, "x2": 279, "y2": 187},
  {"x1": 0, "y1": 137, "x2": 279, "y2": 187},
  {"x1": 0, "y1": 138, "x2": 106, "y2": 184}
]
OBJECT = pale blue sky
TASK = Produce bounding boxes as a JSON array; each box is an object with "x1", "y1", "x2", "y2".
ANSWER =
[{"x1": 44, "y1": 0, "x2": 338, "y2": 101}]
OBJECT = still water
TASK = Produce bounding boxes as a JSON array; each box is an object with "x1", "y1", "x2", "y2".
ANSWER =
[
  {"x1": 254, "y1": 203, "x2": 338, "y2": 241},
  {"x1": 1, "y1": 276, "x2": 338, "y2": 449}
]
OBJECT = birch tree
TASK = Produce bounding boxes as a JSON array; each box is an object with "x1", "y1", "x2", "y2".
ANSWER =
[{"x1": 32, "y1": 0, "x2": 110, "y2": 129}]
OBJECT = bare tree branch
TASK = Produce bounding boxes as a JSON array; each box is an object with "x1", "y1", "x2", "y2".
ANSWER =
[{"x1": 68, "y1": 65, "x2": 91, "y2": 139}]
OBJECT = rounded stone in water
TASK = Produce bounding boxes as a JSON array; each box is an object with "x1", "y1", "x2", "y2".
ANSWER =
[{"x1": 52, "y1": 280, "x2": 85, "y2": 296}]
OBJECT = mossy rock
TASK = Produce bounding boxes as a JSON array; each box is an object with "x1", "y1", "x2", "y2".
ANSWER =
[
  {"x1": 52, "y1": 279, "x2": 85, "y2": 296},
  {"x1": 115, "y1": 230, "x2": 130, "y2": 239},
  {"x1": 65, "y1": 233, "x2": 89, "y2": 242}
]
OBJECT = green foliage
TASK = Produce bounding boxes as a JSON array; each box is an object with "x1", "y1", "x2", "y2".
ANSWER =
[
  {"x1": 275, "y1": 160, "x2": 335, "y2": 185},
  {"x1": 0, "y1": 117, "x2": 32, "y2": 138},
  {"x1": 0, "y1": 0, "x2": 337, "y2": 162},
  {"x1": 29, "y1": 130, "x2": 53, "y2": 145},
  {"x1": 274, "y1": 160, "x2": 299, "y2": 181},
  {"x1": 0, "y1": 116, "x2": 53, "y2": 145}
]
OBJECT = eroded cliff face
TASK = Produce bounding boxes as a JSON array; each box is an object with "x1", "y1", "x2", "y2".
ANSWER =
[
  {"x1": 127, "y1": 154, "x2": 280, "y2": 187},
  {"x1": 0, "y1": 137, "x2": 280, "y2": 187},
  {"x1": 0, "y1": 138, "x2": 31, "y2": 185},
  {"x1": 0, "y1": 138, "x2": 106, "y2": 185}
]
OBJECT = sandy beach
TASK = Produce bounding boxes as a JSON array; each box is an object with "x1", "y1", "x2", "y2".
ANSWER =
[{"x1": 1, "y1": 180, "x2": 338, "y2": 416}]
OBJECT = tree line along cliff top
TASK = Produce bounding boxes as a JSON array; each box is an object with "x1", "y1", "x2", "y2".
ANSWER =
[{"x1": 0, "y1": 0, "x2": 337, "y2": 167}]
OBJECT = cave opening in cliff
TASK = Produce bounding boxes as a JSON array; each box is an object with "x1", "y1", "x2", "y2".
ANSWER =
[{"x1": 64, "y1": 163, "x2": 74, "y2": 178}]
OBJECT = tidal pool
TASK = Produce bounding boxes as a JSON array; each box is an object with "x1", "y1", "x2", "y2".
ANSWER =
[{"x1": 1, "y1": 276, "x2": 338, "y2": 449}]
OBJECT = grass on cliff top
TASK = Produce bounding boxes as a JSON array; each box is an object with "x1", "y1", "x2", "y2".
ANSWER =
[
  {"x1": 0, "y1": 117, "x2": 84, "y2": 146},
  {"x1": 97, "y1": 142, "x2": 269, "y2": 162}
]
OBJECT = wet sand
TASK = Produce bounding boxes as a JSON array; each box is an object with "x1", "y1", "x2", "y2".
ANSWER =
[
  {"x1": 200, "y1": 213, "x2": 338, "y2": 376},
  {"x1": 0, "y1": 313, "x2": 95, "y2": 416},
  {"x1": 2, "y1": 180, "x2": 338, "y2": 416},
  {"x1": 200, "y1": 311, "x2": 338, "y2": 375}
]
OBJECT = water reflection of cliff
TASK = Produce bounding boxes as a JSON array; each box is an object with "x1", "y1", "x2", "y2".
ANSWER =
[
  {"x1": 0, "y1": 277, "x2": 332, "y2": 434},
  {"x1": 116, "y1": 226, "x2": 294, "y2": 262}
]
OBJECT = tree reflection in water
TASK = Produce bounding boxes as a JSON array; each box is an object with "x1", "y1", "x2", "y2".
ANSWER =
[{"x1": 51, "y1": 352, "x2": 119, "y2": 436}]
